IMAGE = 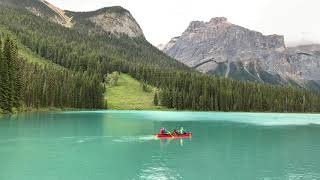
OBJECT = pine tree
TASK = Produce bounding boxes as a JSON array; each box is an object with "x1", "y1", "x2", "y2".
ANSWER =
[
  {"x1": 153, "y1": 92, "x2": 158, "y2": 106},
  {"x1": 11, "y1": 41, "x2": 22, "y2": 108},
  {"x1": 1, "y1": 37, "x2": 14, "y2": 112},
  {"x1": 0, "y1": 38, "x2": 4, "y2": 112},
  {"x1": 0, "y1": 37, "x2": 24, "y2": 112}
]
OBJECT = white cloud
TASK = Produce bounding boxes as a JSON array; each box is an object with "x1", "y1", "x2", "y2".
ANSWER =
[{"x1": 47, "y1": 0, "x2": 320, "y2": 46}]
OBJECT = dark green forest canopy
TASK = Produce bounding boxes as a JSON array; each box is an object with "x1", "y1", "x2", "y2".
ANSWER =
[
  {"x1": 0, "y1": 37, "x2": 19, "y2": 112},
  {"x1": 0, "y1": 35, "x2": 105, "y2": 113},
  {"x1": 0, "y1": 4, "x2": 319, "y2": 113},
  {"x1": 22, "y1": 64, "x2": 105, "y2": 109}
]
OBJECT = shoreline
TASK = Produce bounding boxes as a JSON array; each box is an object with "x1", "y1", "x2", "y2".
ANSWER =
[
  {"x1": 1, "y1": 107, "x2": 320, "y2": 115},
  {"x1": 0, "y1": 107, "x2": 81, "y2": 116},
  {"x1": 100, "y1": 109, "x2": 320, "y2": 115}
]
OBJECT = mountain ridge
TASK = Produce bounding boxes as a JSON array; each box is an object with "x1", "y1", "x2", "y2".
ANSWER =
[
  {"x1": 40, "y1": 0, "x2": 73, "y2": 27},
  {"x1": 161, "y1": 17, "x2": 320, "y2": 89},
  {"x1": 65, "y1": 6, "x2": 144, "y2": 38},
  {"x1": 0, "y1": 0, "x2": 144, "y2": 38}
]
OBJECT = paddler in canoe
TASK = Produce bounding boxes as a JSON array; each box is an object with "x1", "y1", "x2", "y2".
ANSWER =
[
  {"x1": 179, "y1": 127, "x2": 187, "y2": 135},
  {"x1": 156, "y1": 127, "x2": 192, "y2": 138},
  {"x1": 173, "y1": 129, "x2": 178, "y2": 136},
  {"x1": 159, "y1": 128, "x2": 170, "y2": 135}
]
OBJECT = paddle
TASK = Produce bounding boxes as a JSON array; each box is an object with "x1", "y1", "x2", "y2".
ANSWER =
[{"x1": 165, "y1": 130, "x2": 174, "y2": 137}]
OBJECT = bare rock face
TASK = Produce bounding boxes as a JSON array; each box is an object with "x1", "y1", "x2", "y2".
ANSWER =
[
  {"x1": 40, "y1": 0, "x2": 73, "y2": 28},
  {"x1": 0, "y1": 0, "x2": 73, "y2": 27},
  {"x1": 87, "y1": 8, "x2": 144, "y2": 38},
  {"x1": 287, "y1": 45, "x2": 320, "y2": 81},
  {"x1": 162, "y1": 17, "x2": 320, "y2": 88},
  {"x1": 161, "y1": 36, "x2": 180, "y2": 51},
  {"x1": 65, "y1": 6, "x2": 144, "y2": 38}
]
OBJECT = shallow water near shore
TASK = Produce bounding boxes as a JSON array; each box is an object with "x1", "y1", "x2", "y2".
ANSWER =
[{"x1": 1, "y1": 111, "x2": 320, "y2": 180}]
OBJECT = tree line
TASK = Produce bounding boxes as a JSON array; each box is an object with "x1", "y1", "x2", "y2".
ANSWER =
[
  {"x1": 120, "y1": 64, "x2": 320, "y2": 113},
  {"x1": 22, "y1": 64, "x2": 105, "y2": 109}
]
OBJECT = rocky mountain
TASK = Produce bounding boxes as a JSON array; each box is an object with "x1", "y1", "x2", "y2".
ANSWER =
[
  {"x1": 158, "y1": 36, "x2": 180, "y2": 51},
  {"x1": 0, "y1": 0, "x2": 144, "y2": 38},
  {"x1": 0, "y1": 0, "x2": 73, "y2": 27},
  {"x1": 162, "y1": 17, "x2": 320, "y2": 89},
  {"x1": 65, "y1": 6, "x2": 144, "y2": 38},
  {"x1": 286, "y1": 45, "x2": 320, "y2": 84}
]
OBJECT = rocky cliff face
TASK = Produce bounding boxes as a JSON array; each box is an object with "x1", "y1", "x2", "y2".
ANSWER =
[
  {"x1": 66, "y1": 6, "x2": 144, "y2": 38},
  {"x1": 162, "y1": 17, "x2": 320, "y2": 88},
  {"x1": 287, "y1": 45, "x2": 320, "y2": 81},
  {"x1": 0, "y1": 0, "x2": 72, "y2": 27},
  {"x1": 40, "y1": 0, "x2": 73, "y2": 28},
  {"x1": 161, "y1": 36, "x2": 180, "y2": 51},
  {"x1": 88, "y1": 8, "x2": 143, "y2": 38}
]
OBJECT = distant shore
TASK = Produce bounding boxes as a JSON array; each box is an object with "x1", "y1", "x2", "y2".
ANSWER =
[
  {"x1": 0, "y1": 107, "x2": 80, "y2": 116},
  {"x1": 2, "y1": 107, "x2": 320, "y2": 116}
]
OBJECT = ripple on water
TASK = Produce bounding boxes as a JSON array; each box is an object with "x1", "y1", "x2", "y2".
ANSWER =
[
  {"x1": 112, "y1": 136, "x2": 157, "y2": 143},
  {"x1": 137, "y1": 160, "x2": 183, "y2": 180}
]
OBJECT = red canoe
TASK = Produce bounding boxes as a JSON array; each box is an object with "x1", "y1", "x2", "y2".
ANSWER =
[{"x1": 155, "y1": 133, "x2": 192, "y2": 138}]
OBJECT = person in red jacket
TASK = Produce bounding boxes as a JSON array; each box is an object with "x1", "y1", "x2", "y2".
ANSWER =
[
  {"x1": 160, "y1": 128, "x2": 165, "y2": 134},
  {"x1": 159, "y1": 128, "x2": 170, "y2": 135},
  {"x1": 173, "y1": 129, "x2": 178, "y2": 136}
]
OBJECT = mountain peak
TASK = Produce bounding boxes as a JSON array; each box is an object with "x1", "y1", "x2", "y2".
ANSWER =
[
  {"x1": 186, "y1": 17, "x2": 232, "y2": 34},
  {"x1": 64, "y1": 6, "x2": 144, "y2": 38},
  {"x1": 99, "y1": 6, "x2": 130, "y2": 14},
  {"x1": 209, "y1": 17, "x2": 228, "y2": 25},
  {"x1": 160, "y1": 17, "x2": 320, "y2": 86}
]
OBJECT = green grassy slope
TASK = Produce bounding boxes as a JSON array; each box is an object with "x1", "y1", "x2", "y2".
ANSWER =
[
  {"x1": 19, "y1": 46, "x2": 64, "y2": 69},
  {"x1": 106, "y1": 74, "x2": 165, "y2": 110}
]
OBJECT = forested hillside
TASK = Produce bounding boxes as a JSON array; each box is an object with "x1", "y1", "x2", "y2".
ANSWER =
[
  {"x1": 0, "y1": 34, "x2": 104, "y2": 113},
  {"x1": 0, "y1": 4, "x2": 185, "y2": 113},
  {"x1": 0, "y1": 3, "x2": 320, "y2": 113},
  {"x1": 0, "y1": 7, "x2": 187, "y2": 73}
]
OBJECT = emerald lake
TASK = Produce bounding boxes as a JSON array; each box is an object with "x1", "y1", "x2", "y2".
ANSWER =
[{"x1": 1, "y1": 111, "x2": 320, "y2": 180}]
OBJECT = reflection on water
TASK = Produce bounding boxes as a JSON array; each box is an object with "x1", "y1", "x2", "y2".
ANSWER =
[
  {"x1": 0, "y1": 111, "x2": 320, "y2": 180},
  {"x1": 159, "y1": 138, "x2": 192, "y2": 147},
  {"x1": 112, "y1": 136, "x2": 156, "y2": 143}
]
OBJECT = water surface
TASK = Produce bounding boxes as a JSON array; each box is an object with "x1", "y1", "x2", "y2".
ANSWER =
[{"x1": 1, "y1": 111, "x2": 320, "y2": 180}]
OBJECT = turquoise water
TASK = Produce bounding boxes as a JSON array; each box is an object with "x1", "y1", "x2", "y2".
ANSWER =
[{"x1": 1, "y1": 111, "x2": 320, "y2": 180}]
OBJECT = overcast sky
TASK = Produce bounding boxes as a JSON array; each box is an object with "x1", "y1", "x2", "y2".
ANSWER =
[{"x1": 46, "y1": 0, "x2": 320, "y2": 47}]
